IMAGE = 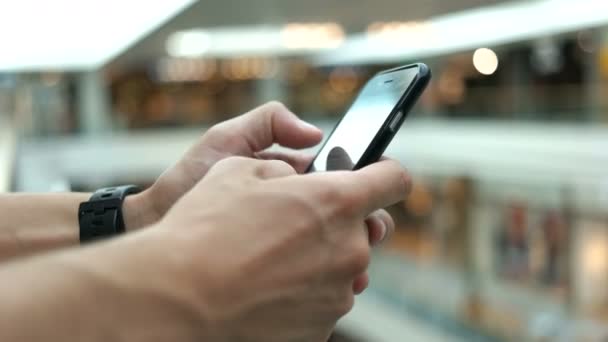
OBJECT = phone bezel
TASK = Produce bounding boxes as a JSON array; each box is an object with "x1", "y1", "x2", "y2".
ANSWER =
[{"x1": 306, "y1": 63, "x2": 431, "y2": 172}]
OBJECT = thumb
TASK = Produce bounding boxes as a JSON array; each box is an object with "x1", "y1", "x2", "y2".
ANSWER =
[{"x1": 217, "y1": 101, "x2": 322, "y2": 152}]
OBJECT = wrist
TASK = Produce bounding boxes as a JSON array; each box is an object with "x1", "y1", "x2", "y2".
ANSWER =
[{"x1": 123, "y1": 189, "x2": 162, "y2": 231}]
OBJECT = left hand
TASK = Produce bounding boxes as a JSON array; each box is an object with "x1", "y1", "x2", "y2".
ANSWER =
[
  {"x1": 129, "y1": 101, "x2": 323, "y2": 229},
  {"x1": 124, "y1": 102, "x2": 322, "y2": 231}
]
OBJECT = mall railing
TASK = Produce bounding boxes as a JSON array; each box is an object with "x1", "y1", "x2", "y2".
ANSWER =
[{"x1": 0, "y1": 118, "x2": 15, "y2": 192}]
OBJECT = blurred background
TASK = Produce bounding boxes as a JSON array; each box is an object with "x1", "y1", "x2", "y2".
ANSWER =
[{"x1": 1, "y1": 0, "x2": 608, "y2": 340}]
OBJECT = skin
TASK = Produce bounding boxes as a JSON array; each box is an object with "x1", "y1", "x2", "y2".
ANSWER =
[
  {"x1": 0, "y1": 102, "x2": 409, "y2": 341},
  {"x1": 0, "y1": 192, "x2": 154, "y2": 260}
]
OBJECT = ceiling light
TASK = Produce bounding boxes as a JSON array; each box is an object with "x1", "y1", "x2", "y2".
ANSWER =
[
  {"x1": 473, "y1": 48, "x2": 498, "y2": 75},
  {"x1": 166, "y1": 30, "x2": 211, "y2": 58},
  {"x1": 166, "y1": 24, "x2": 345, "y2": 57},
  {"x1": 166, "y1": 27, "x2": 281, "y2": 57},
  {"x1": 366, "y1": 21, "x2": 433, "y2": 45},
  {"x1": 282, "y1": 23, "x2": 344, "y2": 50}
]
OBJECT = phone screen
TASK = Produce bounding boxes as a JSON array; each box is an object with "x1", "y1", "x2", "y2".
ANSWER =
[{"x1": 308, "y1": 66, "x2": 420, "y2": 172}]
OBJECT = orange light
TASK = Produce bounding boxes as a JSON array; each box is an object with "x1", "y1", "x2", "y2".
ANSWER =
[
  {"x1": 366, "y1": 21, "x2": 433, "y2": 45},
  {"x1": 404, "y1": 182, "x2": 433, "y2": 217},
  {"x1": 328, "y1": 67, "x2": 358, "y2": 94}
]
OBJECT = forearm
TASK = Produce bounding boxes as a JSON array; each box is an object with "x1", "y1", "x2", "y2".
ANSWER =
[
  {"x1": 0, "y1": 231, "x2": 206, "y2": 342},
  {"x1": 0, "y1": 191, "x2": 158, "y2": 261},
  {"x1": 0, "y1": 193, "x2": 88, "y2": 260}
]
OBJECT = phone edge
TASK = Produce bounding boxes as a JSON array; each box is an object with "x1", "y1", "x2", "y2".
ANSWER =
[{"x1": 354, "y1": 63, "x2": 431, "y2": 170}]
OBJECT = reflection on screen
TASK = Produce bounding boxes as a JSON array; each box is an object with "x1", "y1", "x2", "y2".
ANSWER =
[{"x1": 309, "y1": 67, "x2": 418, "y2": 172}]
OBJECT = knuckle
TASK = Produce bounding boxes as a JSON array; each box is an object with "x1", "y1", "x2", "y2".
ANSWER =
[
  {"x1": 277, "y1": 194, "x2": 328, "y2": 246},
  {"x1": 204, "y1": 122, "x2": 227, "y2": 140},
  {"x1": 291, "y1": 194, "x2": 326, "y2": 233},
  {"x1": 256, "y1": 159, "x2": 296, "y2": 178},
  {"x1": 262, "y1": 101, "x2": 288, "y2": 113},
  {"x1": 203, "y1": 123, "x2": 242, "y2": 149},
  {"x1": 270, "y1": 159, "x2": 296, "y2": 173},
  {"x1": 214, "y1": 156, "x2": 251, "y2": 171},
  {"x1": 384, "y1": 159, "x2": 412, "y2": 197},
  {"x1": 319, "y1": 184, "x2": 343, "y2": 203},
  {"x1": 345, "y1": 189, "x2": 366, "y2": 213},
  {"x1": 275, "y1": 189, "x2": 325, "y2": 231},
  {"x1": 337, "y1": 192, "x2": 365, "y2": 217},
  {"x1": 319, "y1": 181, "x2": 360, "y2": 216}
]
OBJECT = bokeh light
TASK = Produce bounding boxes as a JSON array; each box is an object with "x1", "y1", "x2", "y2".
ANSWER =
[{"x1": 473, "y1": 47, "x2": 499, "y2": 75}]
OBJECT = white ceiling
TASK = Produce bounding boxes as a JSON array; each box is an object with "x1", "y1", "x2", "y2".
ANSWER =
[
  {"x1": 3, "y1": 0, "x2": 606, "y2": 72},
  {"x1": 0, "y1": 0, "x2": 195, "y2": 71}
]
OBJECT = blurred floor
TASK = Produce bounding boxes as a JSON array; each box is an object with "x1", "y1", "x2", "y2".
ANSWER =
[{"x1": 337, "y1": 291, "x2": 467, "y2": 342}]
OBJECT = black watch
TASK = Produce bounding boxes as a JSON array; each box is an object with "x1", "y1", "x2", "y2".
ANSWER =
[{"x1": 78, "y1": 185, "x2": 140, "y2": 243}]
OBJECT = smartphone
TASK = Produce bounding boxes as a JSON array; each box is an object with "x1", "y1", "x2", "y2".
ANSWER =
[{"x1": 306, "y1": 63, "x2": 431, "y2": 173}]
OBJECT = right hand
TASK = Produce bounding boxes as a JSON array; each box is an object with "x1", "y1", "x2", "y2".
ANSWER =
[{"x1": 144, "y1": 156, "x2": 410, "y2": 341}]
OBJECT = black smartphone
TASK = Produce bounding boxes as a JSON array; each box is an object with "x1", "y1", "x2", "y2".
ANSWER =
[{"x1": 306, "y1": 63, "x2": 431, "y2": 173}]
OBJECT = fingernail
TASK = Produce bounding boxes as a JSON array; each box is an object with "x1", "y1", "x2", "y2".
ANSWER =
[
  {"x1": 373, "y1": 220, "x2": 387, "y2": 246},
  {"x1": 377, "y1": 220, "x2": 388, "y2": 245}
]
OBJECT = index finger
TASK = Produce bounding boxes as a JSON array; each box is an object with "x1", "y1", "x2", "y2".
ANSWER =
[{"x1": 214, "y1": 102, "x2": 322, "y2": 152}]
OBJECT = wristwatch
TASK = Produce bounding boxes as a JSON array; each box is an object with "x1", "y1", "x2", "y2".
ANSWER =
[{"x1": 78, "y1": 185, "x2": 140, "y2": 243}]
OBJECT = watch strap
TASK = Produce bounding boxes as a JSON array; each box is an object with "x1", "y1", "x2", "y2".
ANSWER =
[{"x1": 79, "y1": 185, "x2": 140, "y2": 243}]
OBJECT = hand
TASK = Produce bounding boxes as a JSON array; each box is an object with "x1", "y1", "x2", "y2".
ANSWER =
[
  {"x1": 125, "y1": 102, "x2": 323, "y2": 230},
  {"x1": 138, "y1": 157, "x2": 411, "y2": 341},
  {"x1": 125, "y1": 101, "x2": 396, "y2": 294}
]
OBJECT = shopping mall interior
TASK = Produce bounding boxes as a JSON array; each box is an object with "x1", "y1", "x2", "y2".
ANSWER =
[{"x1": 1, "y1": 0, "x2": 608, "y2": 340}]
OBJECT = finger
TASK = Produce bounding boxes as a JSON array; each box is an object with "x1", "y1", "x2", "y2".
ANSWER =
[
  {"x1": 255, "y1": 151, "x2": 314, "y2": 174},
  {"x1": 303, "y1": 159, "x2": 411, "y2": 216},
  {"x1": 366, "y1": 209, "x2": 395, "y2": 246},
  {"x1": 352, "y1": 272, "x2": 369, "y2": 295},
  {"x1": 218, "y1": 101, "x2": 323, "y2": 152},
  {"x1": 326, "y1": 146, "x2": 354, "y2": 171}
]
